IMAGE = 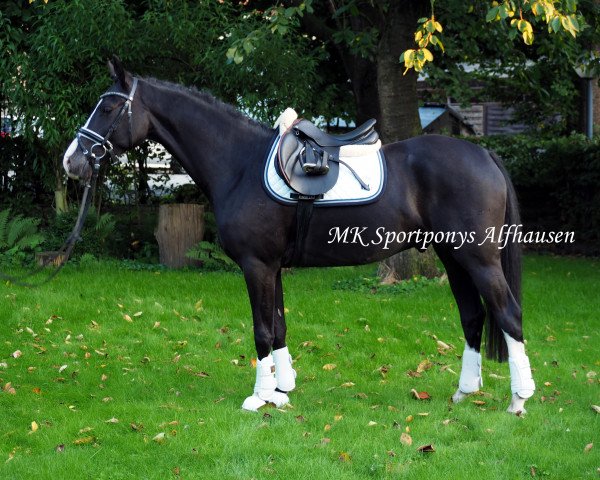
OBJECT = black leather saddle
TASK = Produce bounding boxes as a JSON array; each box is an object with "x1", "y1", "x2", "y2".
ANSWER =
[{"x1": 277, "y1": 119, "x2": 379, "y2": 196}]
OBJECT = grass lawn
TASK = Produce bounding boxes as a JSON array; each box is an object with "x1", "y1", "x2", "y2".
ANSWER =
[{"x1": 0, "y1": 254, "x2": 598, "y2": 479}]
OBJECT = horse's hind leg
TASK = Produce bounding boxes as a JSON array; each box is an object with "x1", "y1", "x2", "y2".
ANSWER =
[
  {"x1": 273, "y1": 269, "x2": 296, "y2": 393},
  {"x1": 466, "y1": 260, "x2": 536, "y2": 414},
  {"x1": 240, "y1": 260, "x2": 290, "y2": 411},
  {"x1": 436, "y1": 248, "x2": 486, "y2": 403}
]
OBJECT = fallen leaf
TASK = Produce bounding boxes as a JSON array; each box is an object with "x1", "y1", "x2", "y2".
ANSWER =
[
  {"x1": 367, "y1": 421, "x2": 378, "y2": 427},
  {"x1": 12, "y1": 350, "x2": 22, "y2": 359},
  {"x1": 472, "y1": 400, "x2": 486, "y2": 406},
  {"x1": 58, "y1": 365, "x2": 68, "y2": 373},
  {"x1": 417, "y1": 444, "x2": 435, "y2": 453},
  {"x1": 73, "y1": 436, "x2": 95, "y2": 446},
  {"x1": 32, "y1": 387, "x2": 41, "y2": 395},
  {"x1": 321, "y1": 438, "x2": 331, "y2": 444},
  {"x1": 584, "y1": 443, "x2": 593, "y2": 453},
  {"x1": 334, "y1": 415, "x2": 343, "y2": 422},
  {"x1": 133, "y1": 311, "x2": 143, "y2": 317},
  {"x1": 400, "y1": 432, "x2": 413, "y2": 446},
  {"x1": 340, "y1": 382, "x2": 355, "y2": 388},
  {"x1": 30, "y1": 421, "x2": 39, "y2": 433},
  {"x1": 323, "y1": 363, "x2": 337, "y2": 371},
  {"x1": 442, "y1": 419, "x2": 452, "y2": 426},
  {"x1": 55, "y1": 444, "x2": 65, "y2": 453},
  {"x1": 591, "y1": 405, "x2": 600, "y2": 414},
  {"x1": 324, "y1": 424, "x2": 331, "y2": 431},
  {"x1": 105, "y1": 417, "x2": 119, "y2": 424},
  {"x1": 130, "y1": 423, "x2": 144, "y2": 431},
  {"x1": 153, "y1": 432, "x2": 166, "y2": 443},
  {"x1": 295, "y1": 415, "x2": 306, "y2": 423},
  {"x1": 406, "y1": 415, "x2": 414, "y2": 422},
  {"x1": 411, "y1": 389, "x2": 431, "y2": 400},
  {"x1": 123, "y1": 314, "x2": 133, "y2": 323},
  {"x1": 3, "y1": 382, "x2": 16, "y2": 395},
  {"x1": 417, "y1": 359, "x2": 433, "y2": 373},
  {"x1": 543, "y1": 381, "x2": 552, "y2": 387},
  {"x1": 338, "y1": 451, "x2": 351, "y2": 462}
]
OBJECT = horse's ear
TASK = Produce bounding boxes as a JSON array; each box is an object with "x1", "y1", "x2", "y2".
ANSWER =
[{"x1": 107, "y1": 55, "x2": 132, "y2": 89}]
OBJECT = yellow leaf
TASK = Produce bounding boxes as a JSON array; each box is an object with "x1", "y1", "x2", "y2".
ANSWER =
[
  {"x1": 30, "y1": 421, "x2": 39, "y2": 433},
  {"x1": 322, "y1": 363, "x2": 337, "y2": 371},
  {"x1": 73, "y1": 436, "x2": 95, "y2": 446},
  {"x1": 123, "y1": 314, "x2": 133, "y2": 323},
  {"x1": 338, "y1": 451, "x2": 351, "y2": 462}
]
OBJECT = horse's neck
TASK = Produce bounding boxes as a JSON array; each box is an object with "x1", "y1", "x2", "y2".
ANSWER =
[{"x1": 143, "y1": 81, "x2": 272, "y2": 201}]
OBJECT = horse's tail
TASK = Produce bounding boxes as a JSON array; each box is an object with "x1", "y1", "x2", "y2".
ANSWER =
[{"x1": 485, "y1": 151, "x2": 522, "y2": 363}]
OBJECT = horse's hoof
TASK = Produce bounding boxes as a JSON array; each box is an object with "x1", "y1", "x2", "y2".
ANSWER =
[
  {"x1": 241, "y1": 392, "x2": 290, "y2": 412},
  {"x1": 452, "y1": 389, "x2": 470, "y2": 403},
  {"x1": 242, "y1": 394, "x2": 268, "y2": 412},
  {"x1": 506, "y1": 393, "x2": 527, "y2": 415},
  {"x1": 271, "y1": 390, "x2": 290, "y2": 407}
]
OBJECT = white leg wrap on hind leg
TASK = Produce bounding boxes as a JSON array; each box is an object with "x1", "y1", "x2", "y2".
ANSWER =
[
  {"x1": 458, "y1": 346, "x2": 483, "y2": 394},
  {"x1": 273, "y1": 346, "x2": 296, "y2": 392},
  {"x1": 241, "y1": 355, "x2": 289, "y2": 411},
  {"x1": 504, "y1": 333, "x2": 535, "y2": 399}
]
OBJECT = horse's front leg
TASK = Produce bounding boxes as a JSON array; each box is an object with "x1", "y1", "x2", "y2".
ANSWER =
[
  {"x1": 241, "y1": 260, "x2": 291, "y2": 411},
  {"x1": 273, "y1": 269, "x2": 296, "y2": 394}
]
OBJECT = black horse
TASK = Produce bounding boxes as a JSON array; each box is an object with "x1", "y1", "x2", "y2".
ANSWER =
[{"x1": 63, "y1": 58, "x2": 535, "y2": 414}]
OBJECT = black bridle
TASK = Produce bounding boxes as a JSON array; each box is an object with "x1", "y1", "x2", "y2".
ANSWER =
[
  {"x1": 0, "y1": 78, "x2": 139, "y2": 287},
  {"x1": 77, "y1": 77, "x2": 139, "y2": 168}
]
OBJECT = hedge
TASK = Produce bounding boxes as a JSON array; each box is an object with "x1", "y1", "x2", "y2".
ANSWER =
[{"x1": 471, "y1": 134, "x2": 600, "y2": 254}]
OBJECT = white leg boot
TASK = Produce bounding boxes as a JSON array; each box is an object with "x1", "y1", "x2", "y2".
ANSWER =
[
  {"x1": 452, "y1": 346, "x2": 483, "y2": 403},
  {"x1": 241, "y1": 354, "x2": 290, "y2": 411},
  {"x1": 272, "y1": 346, "x2": 296, "y2": 392},
  {"x1": 504, "y1": 332, "x2": 535, "y2": 414}
]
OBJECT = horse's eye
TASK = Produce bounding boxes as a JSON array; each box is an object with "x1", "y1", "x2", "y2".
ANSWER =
[{"x1": 102, "y1": 106, "x2": 114, "y2": 113}]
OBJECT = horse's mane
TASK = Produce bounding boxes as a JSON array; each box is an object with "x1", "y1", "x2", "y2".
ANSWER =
[{"x1": 143, "y1": 77, "x2": 271, "y2": 132}]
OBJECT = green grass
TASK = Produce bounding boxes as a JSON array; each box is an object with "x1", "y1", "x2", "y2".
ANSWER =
[{"x1": 0, "y1": 255, "x2": 598, "y2": 479}]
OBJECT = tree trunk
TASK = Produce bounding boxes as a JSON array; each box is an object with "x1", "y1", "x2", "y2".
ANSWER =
[
  {"x1": 54, "y1": 174, "x2": 68, "y2": 215},
  {"x1": 375, "y1": 1, "x2": 422, "y2": 141},
  {"x1": 155, "y1": 204, "x2": 205, "y2": 268},
  {"x1": 374, "y1": 1, "x2": 439, "y2": 280}
]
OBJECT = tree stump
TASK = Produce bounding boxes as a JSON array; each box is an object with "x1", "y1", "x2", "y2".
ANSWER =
[
  {"x1": 155, "y1": 204, "x2": 205, "y2": 268},
  {"x1": 378, "y1": 247, "x2": 440, "y2": 284}
]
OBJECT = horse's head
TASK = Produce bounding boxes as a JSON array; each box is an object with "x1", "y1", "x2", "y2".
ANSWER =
[{"x1": 63, "y1": 56, "x2": 149, "y2": 181}]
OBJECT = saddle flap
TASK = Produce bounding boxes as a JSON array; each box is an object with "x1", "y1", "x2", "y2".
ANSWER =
[{"x1": 278, "y1": 131, "x2": 339, "y2": 196}]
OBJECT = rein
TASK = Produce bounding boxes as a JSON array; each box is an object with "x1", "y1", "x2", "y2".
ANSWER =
[{"x1": 0, "y1": 78, "x2": 139, "y2": 287}]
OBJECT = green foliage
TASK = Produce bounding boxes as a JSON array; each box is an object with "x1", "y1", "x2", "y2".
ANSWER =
[
  {"x1": 332, "y1": 274, "x2": 442, "y2": 295},
  {"x1": 0, "y1": 208, "x2": 44, "y2": 265},
  {"x1": 43, "y1": 208, "x2": 118, "y2": 259},
  {"x1": 186, "y1": 241, "x2": 239, "y2": 272},
  {"x1": 471, "y1": 134, "x2": 600, "y2": 250}
]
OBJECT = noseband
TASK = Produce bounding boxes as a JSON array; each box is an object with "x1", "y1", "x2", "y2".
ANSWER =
[{"x1": 77, "y1": 77, "x2": 139, "y2": 170}]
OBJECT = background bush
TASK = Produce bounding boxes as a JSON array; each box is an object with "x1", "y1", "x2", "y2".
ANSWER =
[{"x1": 472, "y1": 133, "x2": 600, "y2": 254}]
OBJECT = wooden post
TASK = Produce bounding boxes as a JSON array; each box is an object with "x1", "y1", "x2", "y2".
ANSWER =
[{"x1": 155, "y1": 204, "x2": 205, "y2": 268}]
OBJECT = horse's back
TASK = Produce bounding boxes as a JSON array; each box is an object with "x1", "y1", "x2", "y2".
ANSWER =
[{"x1": 382, "y1": 134, "x2": 508, "y2": 232}]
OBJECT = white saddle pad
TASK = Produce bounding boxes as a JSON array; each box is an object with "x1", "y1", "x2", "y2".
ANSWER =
[{"x1": 262, "y1": 136, "x2": 386, "y2": 206}]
